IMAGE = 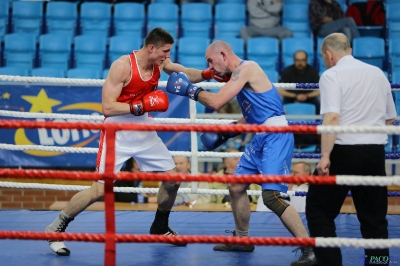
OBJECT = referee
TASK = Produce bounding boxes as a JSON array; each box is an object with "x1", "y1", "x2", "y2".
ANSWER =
[{"x1": 306, "y1": 33, "x2": 397, "y2": 266}]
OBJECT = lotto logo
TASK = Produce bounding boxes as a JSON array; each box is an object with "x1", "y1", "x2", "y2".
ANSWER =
[{"x1": 174, "y1": 78, "x2": 182, "y2": 92}]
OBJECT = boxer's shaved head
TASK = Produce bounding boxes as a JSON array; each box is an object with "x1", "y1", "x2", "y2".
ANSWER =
[{"x1": 207, "y1": 40, "x2": 234, "y2": 55}]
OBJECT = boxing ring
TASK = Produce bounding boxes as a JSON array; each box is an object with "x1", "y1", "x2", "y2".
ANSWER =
[{"x1": 1, "y1": 76, "x2": 400, "y2": 266}]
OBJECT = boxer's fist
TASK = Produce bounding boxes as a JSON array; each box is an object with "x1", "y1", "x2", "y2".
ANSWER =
[
  {"x1": 129, "y1": 90, "x2": 169, "y2": 116},
  {"x1": 166, "y1": 72, "x2": 204, "y2": 101},
  {"x1": 201, "y1": 68, "x2": 231, "y2": 83},
  {"x1": 200, "y1": 122, "x2": 240, "y2": 150}
]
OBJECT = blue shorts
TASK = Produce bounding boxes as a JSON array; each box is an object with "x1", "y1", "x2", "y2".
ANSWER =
[{"x1": 234, "y1": 132, "x2": 294, "y2": 193}]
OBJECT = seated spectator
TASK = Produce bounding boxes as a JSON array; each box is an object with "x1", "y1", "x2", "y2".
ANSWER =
[
  {"x1": 278, "y1": 50, "x2": 320, "y2": 112},
  {"x1": 309, "y1": 0, "x2": 360, "y2": 42},
  {"x1": 279, "y1": 50, "x2": 320, "y2": 150},
  {"x1": 173, "y1": 156, "x2": 211, "y2": 204},
  {"x1": 289, "y1": 162, "x2": 311, "y2": 193},
  {"x1": 210, "y1": 149, "x2": 261, "y2": 204},
  {"x1": 240, "y1": 0, "x2": 292, "y2": 42}
]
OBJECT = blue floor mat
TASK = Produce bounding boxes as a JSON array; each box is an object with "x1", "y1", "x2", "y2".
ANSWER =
[{"x1": 1, "y1": 210, "x2": 399, "y2": 266}]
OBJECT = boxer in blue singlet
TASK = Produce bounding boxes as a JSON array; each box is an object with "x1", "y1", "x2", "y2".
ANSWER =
[{"x1": 166, "y1": 40, "x2": 317, "y2": 266}]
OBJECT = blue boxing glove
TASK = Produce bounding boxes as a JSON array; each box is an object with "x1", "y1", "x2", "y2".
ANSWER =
[
  {"x1": 166, "y1": 72, "x2": 204, "y2": 101},
  {"x1": 200, "y1": 122, "x2": 240, "y2": 150}
]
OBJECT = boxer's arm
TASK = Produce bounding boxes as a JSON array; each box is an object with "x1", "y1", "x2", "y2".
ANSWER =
[
  {"x1": 197, "y1": 65, "x2": 248, "y2": 110},
  {"x1": 161, "y1": 58, "x2": 203, "y2": 83},
  {"x1": 102, "y1": 58, "x2": 131, "y2": 117}
]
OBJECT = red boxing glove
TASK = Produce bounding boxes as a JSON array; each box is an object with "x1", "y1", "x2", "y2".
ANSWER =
[
  {"x1": 129, "y1": 90, "x2": 169, "y2": 116},
  {"x1": 201, "y1": 68, "x2": 231, "y2": 83}
]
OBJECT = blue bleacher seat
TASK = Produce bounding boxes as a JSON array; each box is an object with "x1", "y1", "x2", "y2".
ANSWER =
[
  {"x1": 282, "y1": 21, "x2": 311, "y2": 38},
  {"x1": 153, "y1": 0, "x2": 175, "y2": 3},
  {"x1": 181, "y1": 3, "x2": 212, "y2": 38},
  {"x1": 387, "y1": 4, "x2": 400, "y2": 39},
  {"x1": 264, "y1": 69, "x2": 279, "y2": 83},
  {"x1": 282, "y1": 0, "x2": 310, "y2": 3},
  {"x1": 389, "y1": 38, "x2": 400, "y2": 73},
  {"x1": 284, "y1": 103, "x2": 317, "y2": 152},
  {"x1": 114, "y1": 3, "x2": 145, "y2": 38},
  {"x1": 316, "y1": 37, "x2": 326, "y2": 72},
  {"x1": 0, "y1": 1, "x2": 8, "y2": 41},
  {"x1": 247, "y1": 37, "x2": 279, "y2": 71},
  {"x1": 109, "y1": 36, "x2": 141, "y2": 67},
  {"x1": 281, "y1": 2, "x2": 311, "y2": 37},
  {"x1": 80, "y1": 2, "x2": 111, "y2": 38},
  {"x1": 147, "y1": 3, "x2": 178, "y2": 39},
  {"x1": 74, "y1": 35, "x2": 107, "y2": 72},
  {"x1": 67, "y1": 68, "x2": 100, "y2": 79},
  {"x1": 178, "y1": 37, "x2": 210, "y2": 64},
  {"x1": 393, "y1": 69, "x2": 400, "y2": 83},
  {"x1": 31, "y1": 67, "x2": 64, "y2": 78},
  {"x1": 357, "y1": 26, "x2": 384, "y2": 38},
  {"x1": 46, "y1": 2, "x2": 77, "y2": 42},
  {"x1": 214, "y1": 37, "x2": 244, "y2": 58},
  {"x1": 3, "y1": 33, "x2": 36, "y2": 71},
  {"x1": 281, "y1": 37, "x2": 314, "y2": 69},
  {"x1": 11, "y1": 1, "x2": 43, "y2": 40},
  {"x1": 283, "y1": 4, "x2": 309, "y2": 23},
  {"x1": 217, "y1": 0, "x2": 244, "y2": 3},
  {"x1": 388, "y1": 22, "x2": 400, "y2": 40},
  {"x1": 103, "y1": 69, "x2": 109, "y2": 79},
  {"x1": 214, "y1": 3, "x2": 245, "y2": 38},
  {"x1": 181, "y1": 57, "x2": 208, "y2": 69},
  {"x1": 0, "y1": 66, "x2": 29, "y2": 76},
  {"x1": 39, "y1": 34, "x2": 72, "y2": 73},
  {"x1": 352, "y1": 37, "x2": 385, "y2": 69}
]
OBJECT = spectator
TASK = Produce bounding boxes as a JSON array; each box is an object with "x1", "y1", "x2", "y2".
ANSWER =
[
  {"x1": 173, "y1": 156, "x2": 211, "y2": 204},
  {"x1": 309, "y1": 0, "x2": 360, "y2": 42},
  {"x1": 289, "y1": 161, "x2": 311, "y2": 192},
  {"x1": 279, "y1": 50, "x2": 320, "y2": 150},
  {"x1": 210, "y1": 149, "x2": 261, "y2": 204},
  {"x1": 279, "y1": 50, "x2": 320, "y2": 112},
  {"x1": 240, "y1": 0, "x2": 292, "y2": 42}
]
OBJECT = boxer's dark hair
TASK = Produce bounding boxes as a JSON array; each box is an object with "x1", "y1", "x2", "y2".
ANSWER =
[{"x1": 144, "y1": 28, "x2": 174, "y2": 48}]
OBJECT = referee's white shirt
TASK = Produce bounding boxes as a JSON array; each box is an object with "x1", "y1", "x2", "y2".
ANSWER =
[{"x1": 319, "y1": 55, "x2": 397, "y2": 145}]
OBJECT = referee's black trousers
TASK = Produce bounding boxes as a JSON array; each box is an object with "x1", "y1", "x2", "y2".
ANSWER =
[{"x1": 306, "y1": 144, "x2": 389, "y2": 266}]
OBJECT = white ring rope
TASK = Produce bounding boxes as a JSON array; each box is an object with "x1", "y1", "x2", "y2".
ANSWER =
[
  {"x1": 0, "y1": 144, "x2": 243, "y2": 157},
  {"x1": 0, "y1": 75, "x2": 300, "y2": 89},
  {"x1": 315, "y1": 238, "x2": 400, "y2": 249}
]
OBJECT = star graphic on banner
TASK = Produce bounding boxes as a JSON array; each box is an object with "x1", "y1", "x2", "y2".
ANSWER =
[
  {"x1": 21, "y1": 89, "x2": 61, "y2": 113},
  {"x1": 0, "y1": 92, "x2": 10, "y2": 99}
]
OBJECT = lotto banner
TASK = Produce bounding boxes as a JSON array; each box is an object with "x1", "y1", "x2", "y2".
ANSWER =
[{"x1": 0, "y1": 84, "x2": 190, "y2": 167}]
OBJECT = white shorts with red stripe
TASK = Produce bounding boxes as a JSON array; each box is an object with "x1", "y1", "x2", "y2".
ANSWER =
[{"x1": 96, "y1": 114, "x2": 175, "y2": 178}]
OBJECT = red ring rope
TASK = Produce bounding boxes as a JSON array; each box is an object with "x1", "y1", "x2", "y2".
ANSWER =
[
  {"x1": 0, "y1": 231, "x2": 316, "y2": 247},
  {"x1": 0, "y1": 169, "x2": 337, "y2": 185},
  {"x1": 0, "y1": 119, "x2": 318, "y2": 134}
]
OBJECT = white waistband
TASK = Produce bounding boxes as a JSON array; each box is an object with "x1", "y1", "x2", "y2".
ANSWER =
[
  {"x1": 104, "y1": 113, "x2": 151, "y2": 124},
  {"x1": 256, "y1": 115, "x2": 288, "y2": 135},
  {"x1": 261, "y1": 115, "x2": 288, "y2": 126}
]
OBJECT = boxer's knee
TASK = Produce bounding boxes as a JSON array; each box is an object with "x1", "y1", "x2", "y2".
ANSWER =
[
  {"x1": 91, "y1": 182, "x2": 105, "y2": 200},
  {"x1": 262, "y1": 190, "x2": 290, "y2": 217},
  {"x1": 227, "y1": 183, "x2": 249, "y2": 197}
]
